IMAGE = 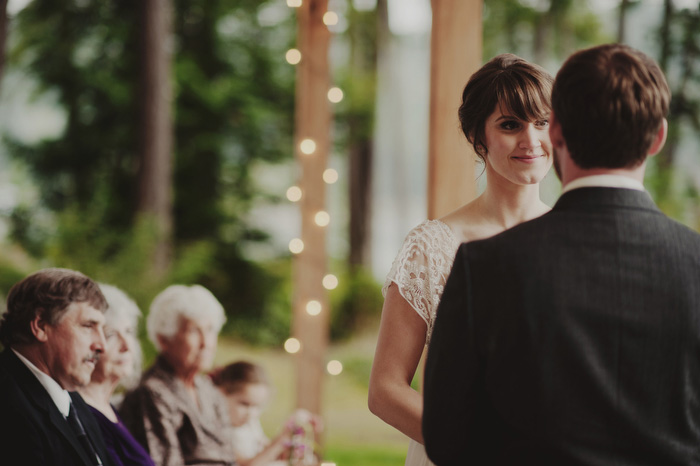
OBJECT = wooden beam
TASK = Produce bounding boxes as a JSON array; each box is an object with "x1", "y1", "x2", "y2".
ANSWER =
[
  {"x1": 291, "y1": 0, "x2": 331, "y2": 419},
  {"x1": 428, "y1": 0, "x2": 483, "y2": 219}
]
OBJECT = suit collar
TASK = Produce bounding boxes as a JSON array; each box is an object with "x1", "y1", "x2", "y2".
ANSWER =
[
  {"x1": 553, "y1": 186, "x2": 660, "y2": 213},
  {"x1": 1, "y1": 350, "x2": 98, "y2": 466},
  {"x1": 12, "y1": 348, "x2": 71, "y2": 416}
]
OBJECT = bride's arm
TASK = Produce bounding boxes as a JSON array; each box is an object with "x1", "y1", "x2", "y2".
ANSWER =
[{"x1": 368, "y1": 284, "x2": 428, "y2": 444}]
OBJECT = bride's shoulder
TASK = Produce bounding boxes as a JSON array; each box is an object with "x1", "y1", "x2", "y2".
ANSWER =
[{"x1": 403, "y1": 219, "x2": 457, "y2": 247}]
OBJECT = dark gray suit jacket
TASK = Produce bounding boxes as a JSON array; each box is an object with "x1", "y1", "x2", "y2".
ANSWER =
[
  {"x1": 0, "y1": 349, "x2": 115, "y2": 466},
  {"x1": 423, "y1": 187, "x2": 700, "y2": 465}
]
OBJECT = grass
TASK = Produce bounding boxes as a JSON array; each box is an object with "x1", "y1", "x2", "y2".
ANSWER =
[{"x1": 213, "y1": 325, "x2": 409, "y2": 466}]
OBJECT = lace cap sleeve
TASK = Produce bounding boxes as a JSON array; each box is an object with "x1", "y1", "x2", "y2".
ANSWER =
[{"x1": 382, "y1": 220, "x2": 460, "y2": 344}]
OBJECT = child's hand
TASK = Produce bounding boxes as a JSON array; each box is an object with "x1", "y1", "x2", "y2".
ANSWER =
[{"x1": 309, "y1": 413, "x2": 323, "y2": 435}]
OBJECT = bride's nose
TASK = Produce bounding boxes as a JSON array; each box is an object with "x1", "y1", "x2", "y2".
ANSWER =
[{"x1": 519, "y1": 124, "x2": 542, "y2": 149}]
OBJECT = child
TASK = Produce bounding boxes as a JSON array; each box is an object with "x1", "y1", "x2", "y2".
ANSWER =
[{"x1": 211, "y1": 361, "x2": 321, "y2": 466}]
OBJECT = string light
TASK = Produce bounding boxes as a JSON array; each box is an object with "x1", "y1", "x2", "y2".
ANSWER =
[
  {"x1": 284, "y1": 338, "x2": 301, "y2": 353},
  {"x1": 306, "y1": 300, "x2": 322, "y2": 315},
  {"x1": 323, "y1": 168, "x2": 338, "y2": 184},
  {"x1": 300, "y1": 138, "x2": 316, "y2": 155},
  {"x1": 314, "y1": 210, "x2": 330, "y2": 227},
  {"x1": 327, "y1": 360, "x2": 343, "y2": 375},
  {"x1": 287, "y1": 0, "x2": 302, "y2": 7},
  {"x1": 286, "y1": 48, "x2": 302, "y2": 65},
  {"x1": 327, "y1": 87, "x2": 344, "y2": 103},
  {"x1": 286, "y1": 186, "x2": 302, "y2": 202},
  {"x1": 289, "y1": 238, "x2": 304, "y2": 254},
  {"x1": 323, "y1": 11, "x2": 339, "y2": 26},
  {"x1": 322, "y1": 274, "x2": 338, "y2": 290}
]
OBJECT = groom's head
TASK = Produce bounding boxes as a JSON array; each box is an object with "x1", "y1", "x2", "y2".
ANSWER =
[{"x1": 551, "y1": 44, "x2": 670, "y2": 173}]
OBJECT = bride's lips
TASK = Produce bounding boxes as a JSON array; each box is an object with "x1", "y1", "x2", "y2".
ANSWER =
[{"x1": 512, "y1": 154, "x2": 545, "y2": 163}]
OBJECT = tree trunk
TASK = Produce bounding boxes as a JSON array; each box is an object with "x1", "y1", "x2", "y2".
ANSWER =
[
  {"x1": 0, "y1": 0, "x2": 8, "y2": 92},
  {"x1": 533, "y1": 14, "x2": 548, "y2": 66},
  {"x1": 654, "y1": 0, "x2": 676, "y2": 202},
  {"x1": 659, "y1": 0, "x2": 673, "y2": 72},
  {"x1": 617, "y1": 0, "x2": 630, "y2": 43},
  {"x1": 347, "y1": 1, "x2": 382, "y2": 269},
  {"x1": 137, "y1": 0, "x2": 174, "y2": 275}
]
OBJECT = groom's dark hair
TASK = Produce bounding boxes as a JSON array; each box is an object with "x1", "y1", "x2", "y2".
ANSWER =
[{"x1": 552, "y1": 43, "x2": 670, "y2": 169}]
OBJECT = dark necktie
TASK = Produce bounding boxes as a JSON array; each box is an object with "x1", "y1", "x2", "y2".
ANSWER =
[{"x1": 67, "y1": 404, "x2": 103, "y2": 466}]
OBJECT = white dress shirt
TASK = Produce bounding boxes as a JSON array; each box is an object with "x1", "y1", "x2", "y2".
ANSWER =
[
  {"x1": 12, "y1": 348, "x2": 72, "y2": 417},
  {"x1": 562, "y1": 174, "x2": 645, "y2": 194}
]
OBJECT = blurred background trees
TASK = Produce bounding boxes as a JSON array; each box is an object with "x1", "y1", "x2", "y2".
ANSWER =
[
  {"x1": 0, "y1": 0, "x2": 699, "y2": 354},
  {"x1": 2, "y1": 0, "x2": 298, "y2": 348}
]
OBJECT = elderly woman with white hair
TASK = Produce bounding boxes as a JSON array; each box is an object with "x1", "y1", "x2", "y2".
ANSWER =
[
  {"x1": 78, "y1": 283, "x2": 155, "y2": 466},
  {"x1": 119, "y1": 285, "x2": 235, "y2": 466}
]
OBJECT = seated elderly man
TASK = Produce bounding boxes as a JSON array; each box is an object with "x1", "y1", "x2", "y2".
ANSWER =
[
  {"x1": 120, "y1": 284, "x2": 236, "y2": 466},
  {"x1": 0, "y1": 268, "x2": 115, "y2": 466}
]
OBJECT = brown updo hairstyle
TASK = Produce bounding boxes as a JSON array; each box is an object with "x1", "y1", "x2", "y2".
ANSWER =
[
  {"x1": 211, "y1": 361, "x2": 270, "y2": 395},
  {"x1": 459, "y1": 53, "x2": 553, "y2": 161}
]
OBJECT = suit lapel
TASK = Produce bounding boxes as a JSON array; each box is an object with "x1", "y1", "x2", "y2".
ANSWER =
[{"x1": 2, "y1": 351, "x2": 94, "y2": 466}]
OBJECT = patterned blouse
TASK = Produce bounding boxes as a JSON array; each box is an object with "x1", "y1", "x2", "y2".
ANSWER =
[{"x1": 119, "y1": 356, "x2": 235, "y2": 466}]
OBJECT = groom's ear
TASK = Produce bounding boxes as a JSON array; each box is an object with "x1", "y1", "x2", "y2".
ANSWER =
[
  {"x1": 647, "y1": 118, "x2": 668, "y2": 157},
  {"x1": 549, "y1": 111, "x2": 565, "y2": 149}
]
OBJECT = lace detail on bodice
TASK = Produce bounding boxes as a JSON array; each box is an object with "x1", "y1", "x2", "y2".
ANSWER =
[{"x1": 382, "y1": 219, "x2": 460, "y2": 345}]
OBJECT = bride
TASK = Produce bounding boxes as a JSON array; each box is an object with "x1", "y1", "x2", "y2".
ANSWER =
[{"x1": 368, "y1": 54, "x2": 554, "y2": 466}]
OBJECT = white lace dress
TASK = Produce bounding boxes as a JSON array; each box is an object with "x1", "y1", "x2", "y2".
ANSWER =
[{"x1": 382, "y1": 219, "x2": 460, "y2": 466}]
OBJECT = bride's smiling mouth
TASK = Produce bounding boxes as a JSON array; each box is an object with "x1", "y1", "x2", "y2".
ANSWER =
[{"x1": 512, "y1": 154, "x2": 545, "y2": 163}]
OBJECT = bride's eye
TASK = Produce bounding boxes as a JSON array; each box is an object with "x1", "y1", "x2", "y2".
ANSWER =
[{"x1": 500, "y1": 120, "x2": 520, "y2": 131}]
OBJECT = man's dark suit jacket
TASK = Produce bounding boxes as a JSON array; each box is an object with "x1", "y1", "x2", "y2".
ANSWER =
[
  {"x1": 0, "y1": 349, "x2": 115, "y2": 466},
  {"x1": 423, "y1": 187, "x2": 700, "y2": 465}
]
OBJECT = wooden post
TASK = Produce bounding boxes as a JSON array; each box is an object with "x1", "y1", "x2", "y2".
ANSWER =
[
  {"x1": 428, "y1": 0, "x2": 483, "y2": 219},
  {"x1": 291, "y1": 0, "x2": 331, "y2": 419}
]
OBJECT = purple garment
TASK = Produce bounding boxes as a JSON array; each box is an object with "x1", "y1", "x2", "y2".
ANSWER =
[{"x1": 88, "y1": 405, "x2": 155, "y2": 466}]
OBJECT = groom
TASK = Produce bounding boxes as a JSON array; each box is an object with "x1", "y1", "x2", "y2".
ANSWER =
[{"x1": 423, "y1": 44, "x2": 700, "y2": 465}]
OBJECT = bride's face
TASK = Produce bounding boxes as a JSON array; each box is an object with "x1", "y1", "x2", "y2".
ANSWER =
[{"x1": 482, "y1": 106, "x2": 552, "y2": 187}]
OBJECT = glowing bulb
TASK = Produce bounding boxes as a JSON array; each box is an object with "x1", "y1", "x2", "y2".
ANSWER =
[
  {"x1": 287, "y1": 0, "x2": 302, "y2": 7},
  {"x1": 322, "y1": 274, "x2": 338, "y2": 290},
  {"x1": 286, "y1": 49, "x2": 302, "y2": 65},
  {"x1": 323, "y1": 168, "x2": 338, "y2": 184},
  {"x1": 284, "y1": 338, "x2": 301, "y2": 353},
  {"x1": 327, "y1": 87, "x2": 344, "y2": 103},
  {"x1": 286, "y1": 186, "x2": 302, "y2": 202},
  {"x1": 327, "y1": 360, "x2": 343, "y2": 375},
  {"x1": 300, "y1": 138, "x2": 316, "y2": 155},
  {"x1": 306, "y1": 300, "x2": 322, "y2": 315},
  {"x1": 314, "y1": 211, "x2": 330, "y2": 227},
  {"x1": 289, "y1": 238, "x2": 304, "y2": 254},
  {"x1": 323, "y1": 11, "x2": 339, "y2": 26}
]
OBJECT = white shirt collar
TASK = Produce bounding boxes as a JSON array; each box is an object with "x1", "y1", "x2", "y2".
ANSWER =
[
  {"x1": 12, "y1": 348, "x2": 72, "y2": 417},
  {"x1": 562, "y1": 174, "x2": 645, "y2": 194}
]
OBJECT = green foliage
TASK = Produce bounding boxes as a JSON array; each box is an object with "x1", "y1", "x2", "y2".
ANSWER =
[
  {"x1": 483, "y1": 0, "x2": 610, "y2": 62},
  {"x1": 5, "y1": 0, "x2": 299, "y2": 345},
  {"x1": 323, "y1": 444, "x2": 405, "y2": 466},
  {"x1": 329, "y1": 267, "x2": 383, "y2": 341},
  {"x1": 340, "y1": 356, "x2": 373, "y2": 389},
  {"x1": 646, "y1": 2, "x2": 700, "y2": 226}
]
